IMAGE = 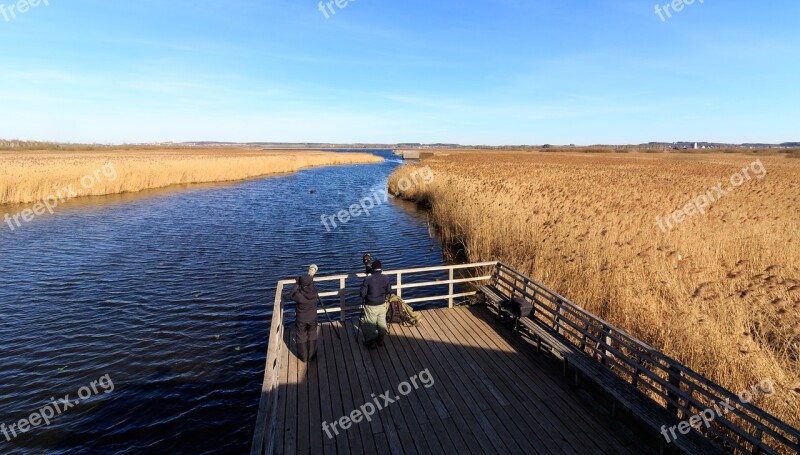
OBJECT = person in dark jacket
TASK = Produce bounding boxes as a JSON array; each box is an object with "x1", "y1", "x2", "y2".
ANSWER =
[
  {"x1": 290, "y1": 272, "x2": 320, "y2": 362},
  {"x1": 359, "y1": 260, "x2": 391, "y2": 349}
]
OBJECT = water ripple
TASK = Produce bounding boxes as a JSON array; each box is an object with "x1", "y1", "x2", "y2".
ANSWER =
[{"x1": 0, "y1": 151, "x2": 447, "y2": 453}]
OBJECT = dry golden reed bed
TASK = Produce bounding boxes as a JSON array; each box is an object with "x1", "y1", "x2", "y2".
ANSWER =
[
  {"x1": 389, "y1": 151, "x2": 800, "y2": 425},
  {"x1": 0, "y1": 148, "x2": 382, "y2": 205}
]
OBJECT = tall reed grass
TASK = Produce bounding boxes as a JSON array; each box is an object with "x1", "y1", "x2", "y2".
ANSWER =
[
  {"x1": 389, "y1": 151, "x2": 800, "y2": 426},
  {"x1": 0, "y1": 149, "x2": 382, "y2": 205}
]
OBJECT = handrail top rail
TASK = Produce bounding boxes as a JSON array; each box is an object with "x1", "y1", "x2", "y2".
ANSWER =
[
  {"x1": 275, "y1": 261, "x2": 500, "y2": 287},
  {"x1": 374, "y1": 261, "x2": 499, "y2": 276}
]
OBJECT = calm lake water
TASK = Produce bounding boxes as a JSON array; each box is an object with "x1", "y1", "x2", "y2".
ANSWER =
[{"x1": 0, "y1": 150, "x2": 448, "y2": 454}]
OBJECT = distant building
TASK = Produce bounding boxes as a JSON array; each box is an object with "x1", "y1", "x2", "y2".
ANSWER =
[{"x1": 397, "y1": 150, "x2": 421, "y2": 160}]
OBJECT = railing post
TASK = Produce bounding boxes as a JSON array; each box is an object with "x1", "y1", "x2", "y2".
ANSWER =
[
  {"x1": 339, "y1": 277, "x2": 346, "y2": 321},
  {"x1": 754, "y1": 428, "x2": 763, "y2": 455},
  {"x1": 579, "y1": 323, "x2": 588, "y2": 351},
  {"x1": 667, "y1": 364, "x2": 681, "y2": 417},
  {"x1": 448, "y1": 267, "x2": 455, "y2": 308},
  {"x1": 512, "y1": 274, "x2": 519, "y2": 297},
  {"x1": 397, "y1": 273, "x2": 402, "y2": 299},
  {"x1": 525, "y1": 278, "x2": 535, "y2": 318},
  {"x1": 597, "y1": 340, "x2": 605, "y2": 365},
  {"x1": 554, "y1": 299, "x2": 562, "y2": 334}
]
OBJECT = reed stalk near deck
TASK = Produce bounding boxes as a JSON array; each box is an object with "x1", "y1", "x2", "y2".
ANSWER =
[
  {"x1": 389, "y1": 150, "x2": 800, "y2": 426},
  {"x1": 0, "y1": 149, "x2": 382, "y2": 205}
]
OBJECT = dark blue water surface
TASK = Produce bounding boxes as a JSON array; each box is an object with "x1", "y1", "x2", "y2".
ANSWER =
[{"x1": 0, "y1": 151, "x2": 447, "y2": 454}]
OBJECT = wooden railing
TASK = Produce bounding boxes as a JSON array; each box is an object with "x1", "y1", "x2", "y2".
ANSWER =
[
  {"x1": 251, "y1": 261, "x2": 497, "y2": 455},
  {"x1": 252, "y1": 260, "x2": 799, "y2": 454},
  {"x1": 492, "y1": 262, "x2": 800, "y2": 455}
]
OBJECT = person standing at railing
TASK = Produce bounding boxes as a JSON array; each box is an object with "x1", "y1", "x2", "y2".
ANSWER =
[
  {"x1": 289, "y1": 265, "x2": 320, "y2": 362},
  {"x1": 359, "y1": 260, "x2": 391, "y2": 349}
]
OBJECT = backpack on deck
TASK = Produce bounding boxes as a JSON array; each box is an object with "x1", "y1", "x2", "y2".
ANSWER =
[{"x1": 385, "y1": 294, "x2": 423, "y2": 327}]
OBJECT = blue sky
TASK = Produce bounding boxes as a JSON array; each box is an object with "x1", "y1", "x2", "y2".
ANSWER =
[{"x1": 0, "y1": 0, "x2": 797, "y2": 145}]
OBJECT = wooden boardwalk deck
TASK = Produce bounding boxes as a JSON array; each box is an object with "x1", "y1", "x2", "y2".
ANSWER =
[
  {"x1": 272, "y1": 305, "x2": 654, "y2": 455},
  {"x1": 254, "y1": 262, "x2": 800, "y2": 454}
]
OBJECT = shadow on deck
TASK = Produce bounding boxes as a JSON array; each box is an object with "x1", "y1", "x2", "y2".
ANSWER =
[
  {"x1": 272, "y1": 305, "x2": 655, "y2": 455},
  {"x1": 254, "y1": 262, "x2": 800, "y2": 455}
]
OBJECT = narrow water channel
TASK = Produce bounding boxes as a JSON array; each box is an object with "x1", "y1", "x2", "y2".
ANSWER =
[{"x1": 0, "y1": 150, "x2": 447, "y2": 454}]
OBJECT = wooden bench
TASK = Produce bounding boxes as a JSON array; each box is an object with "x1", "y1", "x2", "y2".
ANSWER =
[
  {"x1": 477, "y1": 285, "x2": 726, "y2": 455},
  {"x1": 480, "y1": 285, "x2": 514, "y2": 319}
]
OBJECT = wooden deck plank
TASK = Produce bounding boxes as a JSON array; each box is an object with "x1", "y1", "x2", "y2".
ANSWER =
[
  {"x1": 412, "y1": 310, "x2": 517, "y2": 453},
  {"x1": 431, "y1": 307, "x2": 570, "y2": 454},
  {"x1": 461, "y1": 306, "x2": 652, "y2": 455},
  {"x1": 444, "y1": 307, "x2": 596, "y2": 452},
  {"x1": 324, "y1": 323, "x2": 351, "y2": 455},
  {"x1": 297, "y1": 331, "x2": 310, "y2": 455},
  {"x1": 350, "y1": 320, "x2": 406, "y2": 455},
  {"x1": 307, "y1": 325, "x2": 324, "y2": 455},
  {"x1": 270, "y1": 306, "x2": 663, "y2": 455},
  {"x1": 401, "y1": 319, "x2": 491, "y2": 455},
  {"x1": 338, "y1": 320, "x2": 379, "y2": 455},
  {"x1": 460, "y1": 307, "x2": 625, "y2": 453},
  {"x1": 317, "y1": 324, "x2": 338, "y2": 455},
  {"x1": 426, "y1": 308, "x2": 545, "y2": 454},
  {"x1": 462, "y1": 305, "x2": 648, "y2": 455},
  {"x1": 366, "y1": 331, "x2": 426, "y2": 454},
  {"x1": 432, "y1": 310, "x2": 540, "y2": 453},
  {"x1": 447, "y1": 306, "x2": 602, "y2": 453},
  {"x1": 328, "y1": 321, "x2": 364, "y2": 454},
  {"x1": 381, "y1": 324, "x2": 446, "y2": 454},
  {"x1": 273, "y1": 327, "x2": 291, "y2": 455},
  {"x1": 387, "y1": 323, "x2": 471, "y2": 455},
  {"x1": 392, "y1": 326, "x2": 449, "y2": 420},
  {"x1": 342, "y1": 321, "x2": 389, "y2": 440},
  {"x1": 450, "y1": 308, "x2": 609, "y2": 446},
  {"x1": 284, "y1": 327, "x2": 299, "y2": 455}
]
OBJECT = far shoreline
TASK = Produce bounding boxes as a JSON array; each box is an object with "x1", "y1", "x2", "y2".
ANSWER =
[{"x1": 0, "y1": 148, "x2": 383, "y2": 206}]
